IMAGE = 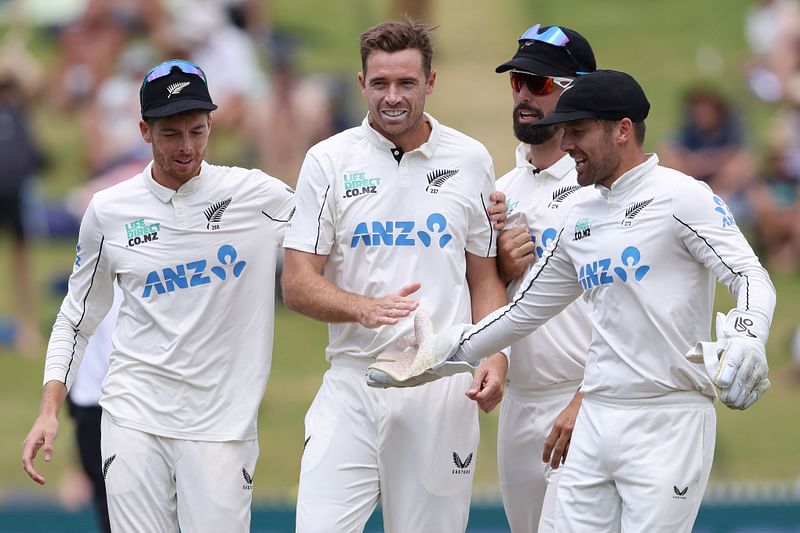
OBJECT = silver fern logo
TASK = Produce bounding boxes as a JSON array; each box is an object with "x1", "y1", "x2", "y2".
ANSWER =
[
  {"x1": 204, "y1": 197, "x2": 232, "y2": 230},
  {"x1": 548, "y1": 185, "x2": 581, "y2": 209},
  {"x1": 102, "y1": 454, "x2": 116, "y2": 480},
  {"x1": 622, "y1": 197, "x2": 654, "y2": 226},
  {"x1": 167, "y1": 81, "x2": 191, "y2": 98},
  {"x1": 426, "y1": 168, "x2": 459, "y2": 194}
]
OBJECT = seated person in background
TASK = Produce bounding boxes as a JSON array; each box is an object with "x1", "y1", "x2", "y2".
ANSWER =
[{"x1": 660, "y1": 86, "x2": 757, "y2": 222}]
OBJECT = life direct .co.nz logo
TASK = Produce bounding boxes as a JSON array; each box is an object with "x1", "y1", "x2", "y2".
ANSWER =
[
  {"x1": 141, "y1": 244, "x2": 247, "y2": 298},
  {"x1": 578, "y1": 245, "x2": 651, "y2": 290},
  {"x1": 350, "y1": 213, "x2": 453, "y2": 249}
]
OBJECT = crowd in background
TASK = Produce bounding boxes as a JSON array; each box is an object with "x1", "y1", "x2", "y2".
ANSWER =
[{"x1": 0, "y1": 0, "x2": 800, "y2": 511}]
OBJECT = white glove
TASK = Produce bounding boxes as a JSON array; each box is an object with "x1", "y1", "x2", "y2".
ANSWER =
[
  {"x1": 685, "y1": 310, "x2": 770, "y2": 410},
  {"x1": 366, "y1": 309, "x2": 474, "y2": 388}
]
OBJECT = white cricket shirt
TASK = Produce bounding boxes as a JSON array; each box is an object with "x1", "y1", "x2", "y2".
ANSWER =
[
  {"x1": 44, "y1": 161, "x2": 295, "y2": 441},
  {"x1": 459, "y1": 155, "x2": 775, "y2": 400},
  {"x1": 284, "y1": 114, "x2": 497, "y2": 359},
  {"x1": 497, "y1": 147, "x2": 592, "y2": 391}
]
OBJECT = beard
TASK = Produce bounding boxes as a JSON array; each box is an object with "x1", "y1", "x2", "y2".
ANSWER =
[{"x1": 513, "y1": 104, "x2": 558, "y2": 145}]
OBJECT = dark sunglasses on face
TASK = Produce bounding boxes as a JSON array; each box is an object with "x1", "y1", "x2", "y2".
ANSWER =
[{"x1": 509, "y1": 70, "x2": 573, "y2": 96}]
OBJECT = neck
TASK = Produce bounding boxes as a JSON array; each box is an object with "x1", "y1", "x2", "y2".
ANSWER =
[
  {"x1": 601, "y1": 149, "x2": 648, "y2": 188},
  {"x1": 372, "y1": 114, "x2": 432, "y2": 152},
  {"x1": 526, "y1": 131, "x2": 566, "y2": 170}
]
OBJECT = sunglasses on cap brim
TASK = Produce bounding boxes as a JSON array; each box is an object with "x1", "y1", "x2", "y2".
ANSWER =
[{"x1": 518, "y1": 24, "x2": 591, "y2": 76}]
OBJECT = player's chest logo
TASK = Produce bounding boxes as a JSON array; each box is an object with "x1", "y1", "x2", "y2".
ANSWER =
[
  {"x1": 342, "y1": 171, "x2": 382, "y2": 199},
  {"x1": 548, "y1": 185, "x2": 581, "y2": 209},
  {"x1": 573, "y1": 217, "x2": 595, "y2": 241},
  {"x1": 621, "y1": 197, "x2": 654, "y2": 227},
  {"x1": 141, "y1": 243, "x2": 247, "y2": 298},
  {"x1": 425, "y1": 168, "x2": 459, "y2": 194},
  {"x1": 578, "y1": 245, "x2": 651, "y2": 290},
  {"x1": 349, "y1": 212, "x2": 453, "y2": 249},
  {"x1": 124, "y1": 217, "x2": 161, "y2": 248},
  {"x1": 204, "y1": 197, "x2": 232, "y2": 230}
]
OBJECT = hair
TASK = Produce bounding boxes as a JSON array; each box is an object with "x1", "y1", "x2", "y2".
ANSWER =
[
  {"x1": 601, "y1": 119, "x2": 647, "y2": 145},
  {"x1": 359, "y1": 18, "x2": 437, "y2": 77}
]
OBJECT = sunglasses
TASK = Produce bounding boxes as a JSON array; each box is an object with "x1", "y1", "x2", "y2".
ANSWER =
[
  {"x1": 139, "y1": 59, "x2": 208, "y2": 104},
  {"x1": 510, "y1": 70, "x2": 573, "y2": 96},
  {"x1": 518, "y1": 24, "x2": 590, "y2": 76}
]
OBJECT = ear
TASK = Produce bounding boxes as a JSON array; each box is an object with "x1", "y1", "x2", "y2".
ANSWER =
[
  {"x1": 139, "y1": 119, "x2": 152, "y2": 144},
  {"x1": 357, "y1": 71, "x2": 367, "y2": 96},
  {"x1": 425, "y1": 68, "x2": 436, "y2": 95},
  {"x1": 616, "y1": 118, "x2": 634, "y2": 145}
]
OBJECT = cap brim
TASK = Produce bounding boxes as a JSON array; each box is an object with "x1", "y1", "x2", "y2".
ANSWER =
[
  {"x1": 495, "y1": 56, "x2": 577, "y2": 78},
  {"x1": 142, "y1": 99, "x2": 218, "y2": 118},
  {"x1": 532, "y1": 110, "x2": 599, "y2": 128}
]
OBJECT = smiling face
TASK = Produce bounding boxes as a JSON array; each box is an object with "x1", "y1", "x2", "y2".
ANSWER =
[
  {"x1": 140, "y1": 111, "x2": 211, "y2": 190},
  {"x1": 511, "y1": 73, "x2": 564, "y2": 146},
  {"x1": 560, "y1": 118, "x2": 621, "y2": 187},
  {"x1": 358, "y1": 48, "x2": 435, "y2": 151}
]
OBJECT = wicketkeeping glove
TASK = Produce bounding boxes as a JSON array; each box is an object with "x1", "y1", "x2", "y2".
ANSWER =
[
  {"x1": 685, "y1": 310, "x2": 770, "y2": 410},
  {"x1": 366, "y1": 309, "x2": 474, "y2": 388}
]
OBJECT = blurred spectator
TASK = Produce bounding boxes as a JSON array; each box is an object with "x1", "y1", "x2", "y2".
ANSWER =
[
  {"x1": 50, "y1": 0, "x2": 167, "y2": 110},
  {"x1": 748, "y1": 106, "x2": 800, "y2": 272},
  {"x1": 80, "y1": 41, "x2": 155, "y2": 175},
  {"x1": 744, "y1": 0, "x2": 800, "y2": 102},
  {"x1": 162, "y1": 0, "x2": 269, "y2": 132},
  {"x1": 660, "y1": 86, "x2": 757, "y2": 221},
  {"x1": 247, "y1": 33, "x2": 353, "y2": 187},
  {"x1": 0, "y1": 52, "x2": 47, "y2": 355}
]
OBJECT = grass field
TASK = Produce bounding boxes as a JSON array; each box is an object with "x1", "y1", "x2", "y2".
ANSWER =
[{"x1": 1, "y1": 0, "x2": 799, "y2": 506}]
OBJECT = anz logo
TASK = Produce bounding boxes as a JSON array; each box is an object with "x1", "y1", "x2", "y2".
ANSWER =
[
  {"x1": 350, "y1": 213, "x2": 453, "y2": 249},
  {"x1": 578, "y1": 246, "x2": 651, "y2": 290},
  {"x1": 141, "y1": 244, "x2": 247, "y2": 298},
  {"x1": 533, "y1": 227, "x2": 559, "y2": 258},
  {"x1": 713, "y1": 195, "x2": 735, "y2": 228}
]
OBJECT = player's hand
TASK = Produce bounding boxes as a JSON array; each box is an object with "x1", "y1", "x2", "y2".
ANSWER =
[
  {"x1": 466, "y1": 352, "x2": 507, "y2": 413},
  {"x1": 358, "y1": 282, "x2": 421, "y2": 328},
  {"x1": 488, "y1": 191, "x2": 508, "y2": 232},
  {"x1": 497, "y1": 226, "x2": 535, "y2": 284},
  {"x1": 685, "y1": 311, "x2": 770, "y2": 410},
  {"x1": 22, "y1": 414, "x2": 60, "y2": 485},
  {"x1": 543, "y1": 390, "x2": 582, "y2": 469}
]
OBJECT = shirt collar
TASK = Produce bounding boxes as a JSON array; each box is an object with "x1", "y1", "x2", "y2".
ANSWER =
[
  {"x1": 361, "y1": 112, "x2": 439, "y2": 159},
  {"x1": 597, "y1": 153, "x2": 659, "y2": 196},
  {"x1": 142, "y1": 160, "x2": 208, "y2": 202},
  {"x1": 515, "y1": 143, "x2": 574, "y2": 181}
]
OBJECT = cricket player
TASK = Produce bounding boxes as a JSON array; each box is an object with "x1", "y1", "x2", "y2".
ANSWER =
[
  {"x1": 369, "y1": 70, "x2": 776, "y2": 532},
  {"x1": 281, "y1": 19, "x2": 509, "y2": 532},
  {"x1": 22, "y1": 60, "x2": 295, "y2": 532},
  {"x1": 493, "y1": 24, "x2": 596, "y2": 532}
]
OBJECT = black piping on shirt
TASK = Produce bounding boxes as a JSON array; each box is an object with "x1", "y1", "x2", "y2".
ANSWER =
[
  {"x1": 673, "y1": 215, "x2": 750, "y2": 311},
  {"x1": 64, "y1": 235, "x2": 105, "y2": 385}
]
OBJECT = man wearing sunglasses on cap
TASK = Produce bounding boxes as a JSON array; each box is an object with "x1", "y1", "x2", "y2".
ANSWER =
[
  {"x1": 22, "y1": 60, "x2": 295, "y2": 532},
  {"x1": 369, "y1": 69, "x2": 776, "y2": 532},
  {"x1": 281, "y1": 18, "x2": 509, "y2": 532},
  {"x1": 492, "y1": 24, "x2": 597, "y2": 533}
]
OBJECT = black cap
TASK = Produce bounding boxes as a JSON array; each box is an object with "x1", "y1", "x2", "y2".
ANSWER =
[
  {"x1": 140, "y1": 61, "x2": 217, "y2": 118},
  {"x1": 496, "y1": 24, "x2": 596, "y2": 77},
  {"x1": 533, "y1": 70, "x2": 650, "y2": 127}
]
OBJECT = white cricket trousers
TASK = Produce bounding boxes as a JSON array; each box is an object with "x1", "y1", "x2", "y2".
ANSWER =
[
  {"x1": 100, "y1": 413, "x2": 259, "y2": 533},
  {"x1": 554, "y1": 392, "x2": 716, "y2": 532},
  {"x1": 498, "y1": 380, "x2": 581, "y2": 533},
  {"x1": 295, "y1": 355, "x2": 479, "y2": 533}
]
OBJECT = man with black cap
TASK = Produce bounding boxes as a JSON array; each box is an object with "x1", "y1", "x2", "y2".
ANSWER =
[
  {"x1": 368, "y1": 69, "x2": 776, "y2": 532},
  {"x1": 491, "y1": 23, "x2": 596, "y2": 533},
  {"x1": 22, "y1": 59, "x2": 295, "y2": 532}
]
